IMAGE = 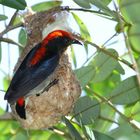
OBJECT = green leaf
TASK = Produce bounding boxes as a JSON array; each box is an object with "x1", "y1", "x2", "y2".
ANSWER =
[
  {"x1": 89, "y1": 0, "x2": 116, "y2": 20},
  {"x1": 72, "y1": 13, "x2": 91, "y2": 54},
  {"x1": 73, "y1": 96, "x2": 100, "y2": 125},
  {"x1": 84, "y1": 126, "x2": 95, "y2": 139},
  {"x1": 75, "y1": 49, "x2": 119, "y2": 87},
  {"x1": 11, "y1": 132, "x2": 28, "y2": 140},
  {"x1": 0, "y1": 0, "x2": 27, "y2": 10},
  {"x1": 90, "y1": 71, "x2": 121, "y2": 96},
  {"x1": 110, "y1": 123, "x2": 135, "y2": 139},
  {"x1": 18, "y1": 28, "x2": 27, "y2": 46},
  {"x1": 0, "y1": 14, "x2": 8, "y2": 21},
  {"x1": 93, "y1": 103, "x2": 116, "y2": 133},
  {"x1": 63, "y1": 117, "x2": 83, "y2": 140},
  {"x1": 12, "y1": 14, "x2": 23, "y2": 26},
  {"x1": 118, "y1": 0, "x2": 140, "y2": 53},
  {"x1": 124, "y1": 104, "x2": 133, "y2": 117},
  {"x1": 71, "y1": 47, "x2": 77, "y2": 68},
  {"x1": 119, "y1": 0, "x2": 140, "y2": 23},
  {"x1": 0, "y1": 120, "x2": 19, "y2": 135},
  {"x1": 75, "y1": 65, "x2": 95, "y2": 87},
  {"x1": 137, "y1": 57, "x2": 140, "y2": 73},
  {"x1": 131, "y1": 102, "x2": 140, "y2": 122},
  {"x1": 90, "y1": 49, "x2": 119, "y2": 83},
  {"x1": 29, "y1": 130, "x2": 51, "y2": 140},
  {"x1": 110, "y1": 76, "x2": 140, "y2": 105},
  {"x1": 90, "y1": 0, "x2": 111, "y2": 6},
  {"x1": 18, "y1": 28, "x2": 27, "y2": 53},
  {"x1": 3, "y1": 76, "x2": 10, "y2": 91},
  {"x1": 115, "y1": 62, "x2": 125, "y2": 75},
  {"x1": 73, "y1": 0, "x2": 91, "y2": 9},
  {"x1": 128, "y1": 23, "x2": 140, "y2": 53},
  {"x1": 93, "y1": 130, "x2": 114, "y2": 140},
  {"x1": 32, "y1": 1, "x2": 62, "y2": 12},
  {"x1": 48, "y1": 134, "x2": 64, "y2": 140}
]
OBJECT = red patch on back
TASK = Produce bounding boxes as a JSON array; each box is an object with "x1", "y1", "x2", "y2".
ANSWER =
[
  {"x1": 17, "y1": 97, "x2": 24, "y2": 107},
  {"x1": 29, "y1": 46, "x2": 47, "y2": 66}
]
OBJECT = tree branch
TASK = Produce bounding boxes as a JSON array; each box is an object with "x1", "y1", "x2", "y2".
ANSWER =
[
  {"x1": 8, "y1": 10, "x2": 19, "y2": 26},
  {"x1": 74, "y1": 34, "x2": 135, "y2": 70},
  {"x1": 0, "y1": 37, "x2": 23, "y2": 48},
  {"x1": 113, "y1": 1, "x2": 140, "y2": 85},
  {"x1": 0, "y1": 89, "x2": 6, "y2": 93},
  {"x1": 61, "y1": 7, "x2": 116, "y2": 21},
  {"x1": 0, "y1": 23, "x2": 23, "y2": 38},
  {"x1": 85, "y1": 86, "x2": 140, "y2": 132},
  {"x1": 0, "y1": 112, "x2": 15, "y2": 121},
  {"x1": 86, "y1": 40, "x2": 134, "y2": 70}
]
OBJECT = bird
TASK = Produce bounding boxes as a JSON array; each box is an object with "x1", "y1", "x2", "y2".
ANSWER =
[{"x1": 4, "y1": 30, "x2": 81, "y2": 120}]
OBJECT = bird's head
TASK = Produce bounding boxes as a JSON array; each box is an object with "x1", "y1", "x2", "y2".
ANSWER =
[{"x1": 42, "y1": 30, "x2": 82, "y2": 53}]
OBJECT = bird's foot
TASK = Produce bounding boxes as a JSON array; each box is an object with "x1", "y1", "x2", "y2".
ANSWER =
[{"x1": 36, "y1": 79, "x2": 59, "y2": 96}]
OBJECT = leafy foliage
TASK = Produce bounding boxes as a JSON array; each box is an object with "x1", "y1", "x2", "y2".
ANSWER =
[
  {"x1": 110, "y1": 76, "x2": 140, "y2": 105},
  {"x1": 75, "y1": 49, "x2": 119, "y2": 87},
  {"x1": 31, "y1": 1, "x2": 62, "y2": 12},
  {"x1": 0, "y1": 0, "x2": 26, "y2": 10},
  {"x1": 119, "y1": 0, "x2": 140, "y2": 52},
  {"x1": 73, "y1": 96, "x2": 100, "y2": 125},
  {"x1": 0, "y1": 14, "x2": 8, "y2": 21},
  {"x1": 72, "y1": 12, "x2": 91, "y2": 54}
]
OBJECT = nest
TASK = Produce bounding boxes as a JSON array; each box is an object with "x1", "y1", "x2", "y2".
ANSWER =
[{"x1": 11, "y1": 7, "x2": 81, "y2": 129}]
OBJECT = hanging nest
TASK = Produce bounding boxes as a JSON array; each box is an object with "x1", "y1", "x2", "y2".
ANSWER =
[{"x1": 10, "y1": 6, "x2": 81, "y2": 129}]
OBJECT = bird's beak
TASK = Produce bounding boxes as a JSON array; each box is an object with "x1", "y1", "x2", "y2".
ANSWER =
[{"x1": 72, "y1": 39, "x2": 82, "y2": 45}]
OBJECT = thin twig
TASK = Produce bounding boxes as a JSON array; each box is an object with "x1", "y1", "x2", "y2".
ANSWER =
[
  {"x1": 8, "y1": 10, "x2": 19, "y2": 26},
  {"x1": 73, "y1": 34, "x2": 134, "y2": 70},
  {"x1": 101, "y1": 33, "x2": 118, "y2": 47},
  {"x1": 0, "y1": 112, "x2": 15, "y2": 120},
  {"x1": 0, "y1": 23, "x2": 23, "y2": 38},
  {"x1": 85, "y1": 40, "x2": 134, "y2": 70},
  {"x1": 63, "y1": 7, "x2": 108, "y2": 15},
  {"x1": 86, "y1": 86, "x2": 140, "y2": 132},
  {"x1": 48, "y1": 127, "x2": 72, "y2": 139},
  {"x1": 0, "y1": 89, "x2": 6, "y2": 92},
  {"x1": 79, "y1": 33, "x2": 118, "y2": 67},
  {"x1": 62, "y1": 7, "x2": 116, "y2": 21},
  {"x1": 99, "y1": 115, "x2": 120, "y2": 125},
  {"x1": 0, "y1": 37, "x2": 23, "y2": 48},
  {"x1": 81, "y1": 51, "x2": 97, "y2": 67},
  {"x1": 71, "y1": 98, "x2": 101, "y2": 121},
  {"x1": 0, "y1": 9, "x2": 23, "y2": 38},
  {"x1": 0, "y1": 68, "x2": 7, "y2": 75},
  {"x1": 113, "y1": 0, "x2": 140, "y2": 85}
]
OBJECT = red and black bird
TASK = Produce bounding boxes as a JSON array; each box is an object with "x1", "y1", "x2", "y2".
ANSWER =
[{"x1": 4, "y1": 30, "x2": 81, "y2": 119}]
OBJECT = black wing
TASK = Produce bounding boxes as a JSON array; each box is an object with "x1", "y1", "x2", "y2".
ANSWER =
[{"x1": 4, "y1": 44, "x2": 59, "y2": 103}]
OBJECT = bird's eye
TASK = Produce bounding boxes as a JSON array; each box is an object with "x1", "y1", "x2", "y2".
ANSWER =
[{"x1": 63, "y1": 37, "x2": 69, "y2": 44}]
